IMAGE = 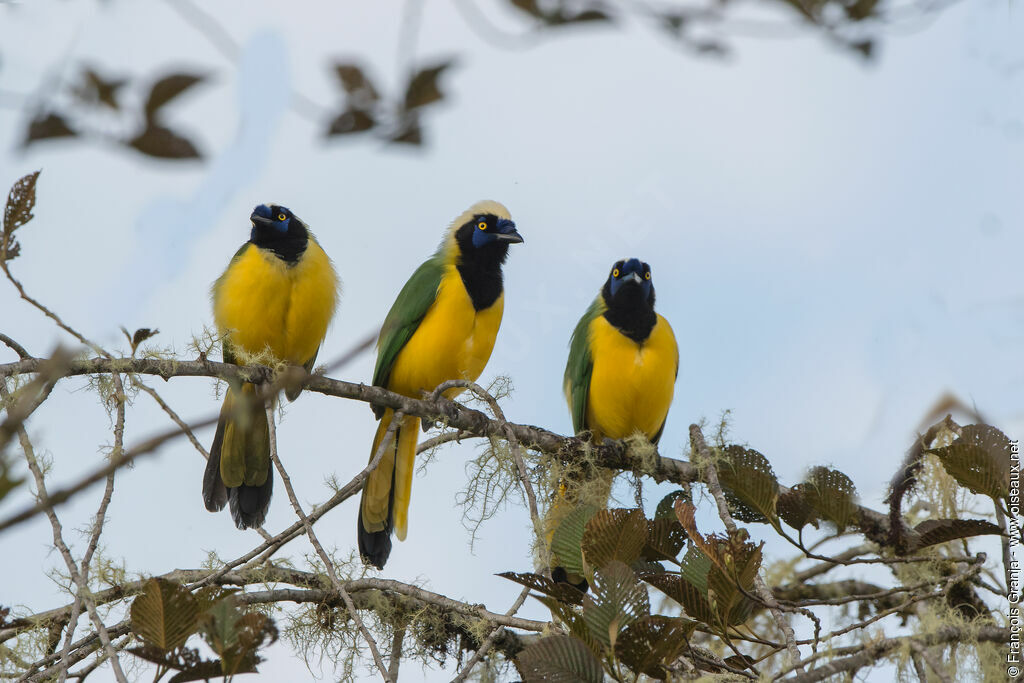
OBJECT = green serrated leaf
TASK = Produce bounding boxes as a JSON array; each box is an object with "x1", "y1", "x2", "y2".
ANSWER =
[
  {"x1": 615, "y1": 615, "x2": 696, "y2": 679},
  {"x1": 678, "y1": 547, "x2": 711, "y2": 595},
  {"x1": 552, "y1": 504, "x2": 599, "y2": 576},
  {"x1": 129, "y1": 578, "x2": 199, "y2": 651},
  {"x1": 167, "y1": 660, "x2": 229, "y2": 683},
  {"x1": 655, "y1": 489, "x2": 690, "y2": 519},
  {"x1": 497, "y1": 571, "x2": 584, "y2": 605},
  {"x1": 717, "y1": 445, "x2": 779, "y2": 525},
  {"x1": 582, "y1": 560, "x2": 649, "y2": 650},
  {"x1": 200, "y1": 594, "x2": 244, "y2": 656},
  {"x1": 126, "y1": 645, "x2": 181, "y2": 668},
  {"x1": 777, "y1": 485, "x2": 819, "y2": 531},
  {"x1": 641, "y1": 573, "x2": 715, "y2": 625},
  {"x1": 533, "y1": 595, "x2": 604, "y2": 659},
  {"x1": 802, "y1": 466, "x2": 858, "y2": 532},
  {"x1": 707, "y1": 537, "x2": 762, "y2": 627},
  {"x1": 582, "y1": 508, "x2": 648, "y2": 569},
  {"x1": 631, "y1": 558, "x2": 666, "y2": 575},
  {"x1": 928, "y1": 424, "x2": 1012, "y2": 501},
  {"x1": 516, "y1": 634, "x2": 605, "y2": 683},
  {"x1": 641, "y1": 517, "x2": 687, "y2": 562},
  {"x1": 913, "y1": 518, "x2": 1006, "y2": 550}
]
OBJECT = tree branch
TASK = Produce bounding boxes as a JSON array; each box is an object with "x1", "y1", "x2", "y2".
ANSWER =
[{"x1": 0, "y1": 354, "x2": 914, "y2": 550}]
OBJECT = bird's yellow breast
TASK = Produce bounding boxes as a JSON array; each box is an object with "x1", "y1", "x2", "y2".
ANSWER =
[
  {"x1": 212, "y1": 241, "x2": 338, "y2": 364},
  {"x1": 584, "y1": 313, "x2": 678, "y2": 441},
  {"x1": 388, "y1": 265, "x2": 504, "y2": 398}
]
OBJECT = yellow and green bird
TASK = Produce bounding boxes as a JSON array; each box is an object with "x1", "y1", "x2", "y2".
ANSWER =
[
  {"x1": 203, "y1": 203, "x2": 339, "y2": 529},
  {"x1": 551, "y1": 259, "x2": 677, "y2": 589},
  {"x1": 564, "y1": 258, "x2": 678, "y2": 444},
  {"x1": 359, "y1": 200, "x2": 523, "y2": 568}
]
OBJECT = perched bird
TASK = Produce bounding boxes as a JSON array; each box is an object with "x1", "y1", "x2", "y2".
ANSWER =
[
  {"x1": 552, "y1": 258, "x2": 678, "y2": 589},
  {"x1": 359, "y1": 200, "x2": 523, "y2": 568},
  {"x1": 564, "y1": 258, "x2": 678, "y2": 444},
  {"x1": 203, "y1": 203, "x2": 339, "y2": 529}
]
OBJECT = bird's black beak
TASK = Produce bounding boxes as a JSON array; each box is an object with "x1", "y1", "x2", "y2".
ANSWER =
[
  {"x1": 624, "y1": 272, "x2": 643, "y2": 285},
  {"x1": 494, "y1": 218, "x2": 524, "y2": 244},
  {"x1": 250, "y1": 205, "x2": 274, "y2": 226}
]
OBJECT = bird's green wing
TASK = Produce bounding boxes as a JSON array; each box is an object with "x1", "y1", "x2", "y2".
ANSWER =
[
  {"x1": 372, "y1": 254, "x2": 445, "y2": 396},
  {"x1": 564, "y1": 297, "x2": 604, "y2": 435}
]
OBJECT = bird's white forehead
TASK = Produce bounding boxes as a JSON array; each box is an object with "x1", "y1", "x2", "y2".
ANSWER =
[
  {"x1": 466, "y1": 200, "x2": 511, "y2": 220},
  {"x1": 446, "y1": 200, "x2": 512, "y2": 234}
]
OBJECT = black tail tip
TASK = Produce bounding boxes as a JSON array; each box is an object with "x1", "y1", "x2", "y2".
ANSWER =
[
  {"x1": 202, "y1": 446, "x2": 228, "y2": 512},
  {"x1": 228, "y1": 473, "x2": 273, "y2": 530},
  {"x1": 357, "y1": 511, "x2": 392, "y2": 569}
]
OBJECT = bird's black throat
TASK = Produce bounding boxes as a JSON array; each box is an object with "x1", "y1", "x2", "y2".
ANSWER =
[
  {"x1": 602, "y1": 281, "x2": 657, "y2": 343},
  {"x1": 454, "y1": 225, "x2": 510, "y2": 311},
  {"x1": 251, "y1": 223, "x2": 309, "y2": 265}
]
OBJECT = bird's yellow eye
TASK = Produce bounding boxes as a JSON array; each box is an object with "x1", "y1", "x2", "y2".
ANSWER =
[
  {"x1": 477, "y1": 221, "x2": 487, "y2": 230},
  {"x1": 644, "y1": 271, "x2": 651, "y2": 280},
  {"x1": 277, "y1": 213, "x2": 287, "y2": 221},
  {"x1": 612, "y1": 268, "x2": 620, "y2": 278}
]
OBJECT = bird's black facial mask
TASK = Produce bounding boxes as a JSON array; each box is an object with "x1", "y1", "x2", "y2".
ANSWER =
[
  {"x1": 249, "y1": 204, "x2": 308, "y2": 263},
  {"x1": 469, "y1": 215, "x2": 523, "y2": 248},
  {"x1": 608, "y1": 258, "x2": 653, "y2": 299},
  {"x1": 454, "y1": 213, "x2": 523, "y2": 311},
  {"x1": 602, "y1": 258, "x2": 656, "y2": 343}
]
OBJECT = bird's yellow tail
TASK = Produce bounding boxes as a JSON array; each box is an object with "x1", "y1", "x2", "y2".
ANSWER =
[
  {"x1": 358, "y1": 409, "x2": 420, "y2": 568},
  {"x1": 202, "y1": 383, "x2": 272, "y2": 529}
]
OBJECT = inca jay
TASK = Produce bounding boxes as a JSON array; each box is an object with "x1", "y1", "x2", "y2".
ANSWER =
[
  {"x1": 359, "y1": 200, "x2": 523, "y2": 568},
  {"x1": 564, "y1": 258, "x2": 678, "y2": 444},
  {"x1": 203, "y1": 204, "x2": 339, "y2": 529},
  {"x1": 552, "y1": 259, "x2": 678, "y2": 585}
]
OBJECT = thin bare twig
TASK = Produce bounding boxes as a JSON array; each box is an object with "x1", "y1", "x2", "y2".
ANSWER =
[
  {"x1": 266, "y1": 400, "x2": 394, "y2": 682},
  {"x1": 450, "y1": 586, "x2": 530, "y2": 683},
  {"x1": 130, "y1": 376, "x2": 209, "y2": 459},
  {"x1": 55, "y1": 372, "x2": 125, "y2": 682},
  {"x1": 0, "y1": 333, "x2": 29, "y2": 359},
  {"x1": 430, "y1": 380, "x2": 543, "y2": 549},
  {"x1": 0, "y1": 381, "x2": 128, "y2": 682}
]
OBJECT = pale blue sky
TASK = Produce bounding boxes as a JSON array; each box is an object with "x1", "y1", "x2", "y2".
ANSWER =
[{"x1": 1, "y1": 1, "x2": 1021, "y2": 680}]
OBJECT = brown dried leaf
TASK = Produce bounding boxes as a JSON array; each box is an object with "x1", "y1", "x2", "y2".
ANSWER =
[
  {"x1": 145, "y1": 74, "x2": 204, "y2": 121},
  {"x1": 24, "y1": 113, "x2": 77, "y2": 145},
  {"x1": 75, "y1": 68, "x2": 127, "y2": 110},
  {"x1": 128, "y1": 125, "x2": 201, "y2": 159},
  {"x1": 129, "y1": 578, "x2": 199, "y2": 651},
  {"x1": 642, "y1": 517, "x2": 687, "y2": 562},
  {"x1": 582, "y1": 508, "x2": 648, "y2": 569},
  {"x1": 777, "y1": 485, "x2": 820, "y2": 531},
  {"x1": 498, "y1": 571, "x2": 585, "y2": 605},
  {"x1": 913, "y1": 518, "x2": 1006, "y2": 550},
  {"x1": 516, "y1": 634, "x2": 604, "y2": 683},
  {"x1": 3, "y1": 171, "x2": 40, "y2": 263},
  {"x1": 403, "y1": 60, "x2": 454, "y2": 110},
  {"x1": 326, "y1": 108, "x2": 375, "y2": 136},
  {"x1": 333, "y1": 63, "x2": 380, "y2": 101}
]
